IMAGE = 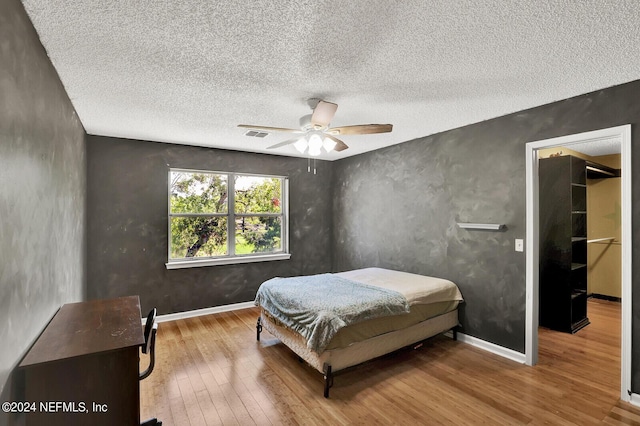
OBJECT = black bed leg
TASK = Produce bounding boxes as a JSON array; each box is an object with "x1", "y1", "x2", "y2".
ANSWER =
[
  {"x1": 256, "y1": 317, "x2": 262, "y2": 341},
  {"x1": 452, "y1": 327, "x2": 458, "y2": 341},
  {"x1": 323, "y1": 363, "x2": 333, "y2": 398}
]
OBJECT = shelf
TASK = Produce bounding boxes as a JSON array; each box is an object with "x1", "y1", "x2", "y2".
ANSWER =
[
  {"x1": 456, "y1": 223, "x2": 505, "y2": 231},
  {"x1": 570, "y1": 317, "x2": 590, "y2": 333},
  {"x1": 539, "y1": 155, "x2": 590, "y2": 334},
  {"x1": 571, "y1": 263, "x2": 587, "y2": 271},
  {"x1": 586, "y1": 161, "x2": 620, "y2": 179},
  {"x1": 571, "y1": 289, "x2": 586, "y2": 299}
]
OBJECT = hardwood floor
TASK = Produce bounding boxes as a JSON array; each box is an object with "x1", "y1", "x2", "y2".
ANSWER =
[{"x1": 140, "y1": 298, "x2": 640, "y2": 425}]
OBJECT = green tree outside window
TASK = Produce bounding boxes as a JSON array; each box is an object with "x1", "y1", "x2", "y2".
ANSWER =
[{"x1": 169, "y1": 170, "x2": 285, "y2": 260}]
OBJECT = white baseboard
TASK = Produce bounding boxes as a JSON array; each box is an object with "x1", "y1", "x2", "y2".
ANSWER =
[
  {"x1": 455, "y1": 332, "x2": 526, "y2": 364},
  {"x1": 629, "y1": 392, "x2": 640, "y2": 406},
  {"x1": 149, "y1": 301, "x2": 256, "y2": 324}
]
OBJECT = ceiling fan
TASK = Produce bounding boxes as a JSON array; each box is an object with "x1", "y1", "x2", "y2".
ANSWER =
[{"x1": 238, "y1": 100, "x2": 392, "y2": 156}]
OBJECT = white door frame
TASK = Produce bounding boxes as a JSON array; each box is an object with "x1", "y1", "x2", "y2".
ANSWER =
[{"x1": 525, "y1": 124, "x2": 632, "y2": 401}]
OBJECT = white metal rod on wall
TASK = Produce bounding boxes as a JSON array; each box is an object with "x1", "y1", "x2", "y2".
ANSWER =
[{"x1": 587, "y1": 237, "x2": 616, "y2": 243}]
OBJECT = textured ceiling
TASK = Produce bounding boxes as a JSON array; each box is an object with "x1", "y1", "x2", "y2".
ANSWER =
[
  {"x1": 21, "y1": 0, "x2": 640, "y2": 160},
  {"x1": 567, "y1": 137, "x2": 621, "y2": 157}
]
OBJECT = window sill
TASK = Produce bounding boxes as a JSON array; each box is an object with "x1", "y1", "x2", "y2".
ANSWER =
[{"x1": 165, "y1": 253, "x2": 291, "y2": 269}]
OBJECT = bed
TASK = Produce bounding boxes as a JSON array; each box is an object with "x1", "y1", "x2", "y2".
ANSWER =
[{"x1": 254, "y1": 267, "x2": 463, "y2": 397}]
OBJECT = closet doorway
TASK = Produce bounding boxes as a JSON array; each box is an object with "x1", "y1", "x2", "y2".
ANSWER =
[{"x1": 524, "y1": 125, "x2": 632, "y2": 402}]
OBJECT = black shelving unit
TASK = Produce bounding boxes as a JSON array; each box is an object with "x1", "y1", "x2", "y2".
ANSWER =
[{"x1": 539, "y1": 155, "x2": 590, "y2": 333}]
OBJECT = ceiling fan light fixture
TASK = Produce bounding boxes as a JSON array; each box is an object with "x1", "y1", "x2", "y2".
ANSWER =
[
  {"x1": 294, "y1": 137, "x2": 308, "y2": 153},
  {"x1": 322, "y1": 137, "x2": 337, "y2": 152},
  {"x1": 239, "y1": 99, "x2": 393, "y2": 155},
  {"x1": 308, "y1": 134, "x2": 323, "y2": 156}
]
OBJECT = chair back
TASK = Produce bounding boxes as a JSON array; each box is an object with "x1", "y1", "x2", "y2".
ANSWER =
[{"x1": 142, "y1": 308, "x2": 157, "y2": 354}]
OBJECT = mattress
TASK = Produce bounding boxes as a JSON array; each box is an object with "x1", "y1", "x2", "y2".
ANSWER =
[
  {"x1": 261, "y1": 308, "x2": 459, "y2": 373},
  {"x1": 335, "y1": 267, "x2": 462, "y2": 306},
  {"x1": 325, "y1": 300, "x2": 458, "y2": 350},
  {"x1": 260, "y1": 267, "x2": 462, "y2": 351}
]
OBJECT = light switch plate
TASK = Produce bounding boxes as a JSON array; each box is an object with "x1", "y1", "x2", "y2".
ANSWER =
[{"x1": 515, "y1": 239, "x2": 524, "y2": 252}]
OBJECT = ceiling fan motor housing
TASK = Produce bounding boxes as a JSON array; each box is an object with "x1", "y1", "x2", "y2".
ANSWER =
[{"x1": 299, "y1": 114, "x2": 313, "y2": 130}]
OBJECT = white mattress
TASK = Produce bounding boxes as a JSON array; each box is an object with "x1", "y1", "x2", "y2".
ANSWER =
[{"x1": 335, "y1": 267, "x2": 463, "y2": 306}]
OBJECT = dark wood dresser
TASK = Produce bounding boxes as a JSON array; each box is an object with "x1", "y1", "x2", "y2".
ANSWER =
[{"x1": 19, "y1": 295, "x2": 145, "y2": 426}]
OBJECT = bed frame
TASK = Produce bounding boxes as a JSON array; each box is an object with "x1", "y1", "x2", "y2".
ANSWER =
[{"x1": 256, "y1": 308, "x2": 458, "y2": 398}]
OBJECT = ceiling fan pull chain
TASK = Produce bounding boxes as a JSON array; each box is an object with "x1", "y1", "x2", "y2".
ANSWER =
[
  {"x1": 314, "y1": 158, "x2": 317, "y2": 175},
  {"x1": 307, "y1": 157, "x2": 311, "y2": 173}
]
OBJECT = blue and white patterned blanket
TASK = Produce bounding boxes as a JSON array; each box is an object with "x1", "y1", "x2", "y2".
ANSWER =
[{"x1": 255, "y1": 273, "x2": 410, "y2": 353}]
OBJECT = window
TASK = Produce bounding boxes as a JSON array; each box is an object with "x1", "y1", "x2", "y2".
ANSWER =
[{"x1": 166, "y1": 169, "x2": 290, "y2": 268}]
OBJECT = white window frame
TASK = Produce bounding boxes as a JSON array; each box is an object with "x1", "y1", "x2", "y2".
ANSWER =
[{"x1": 165, "y1": 168, "x2": 290, "y2": 269}]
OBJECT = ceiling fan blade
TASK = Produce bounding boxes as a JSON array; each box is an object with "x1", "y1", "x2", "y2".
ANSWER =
[
  {"x1": 327, "y1": 124, "x2": 393, "y2": 135},
  {"x1": 324, "y1": 134, "x2": 349, "y2": 152},
  {"x1": 311, "y1": 101, "x2": 338, "y2": 127},
  {"x1": 238, "y1": 124, "x2": 303, "y2": 133},
  {"x1": 267, "y1": 137, "x2": 300, "y2": 149}
]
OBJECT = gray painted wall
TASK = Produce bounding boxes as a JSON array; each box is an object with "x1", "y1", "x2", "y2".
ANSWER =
[
  {"x1": 0, "y1": 0, "x2": 87, "y2": 424},
  {"x1": 333, "y1": 80, "x2": 640, "y2": 372},
  {"x1": 86, "y1": 136, "x2": 333, "y2": 316},
  {"x1": 333, "y1": 126, "x2": 525, "y2": 350}
]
